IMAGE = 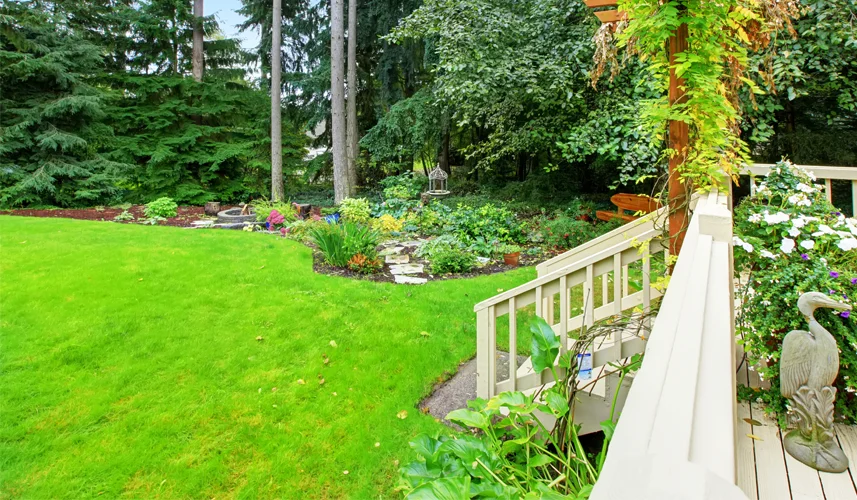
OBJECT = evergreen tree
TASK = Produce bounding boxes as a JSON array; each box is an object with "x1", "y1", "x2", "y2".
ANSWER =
[{"x1": 0, "y1": 3, "x2": 127, "y2": 207}]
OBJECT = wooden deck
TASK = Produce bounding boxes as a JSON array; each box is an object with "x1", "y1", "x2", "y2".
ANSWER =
[{"x1": 736, "y1": 349, "x2": 857, "y2": 499}]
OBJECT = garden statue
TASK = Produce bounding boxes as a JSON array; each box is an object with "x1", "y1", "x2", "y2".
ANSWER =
[{"x1": 780, "y1": 291, "x2": 852, "y2": 473}]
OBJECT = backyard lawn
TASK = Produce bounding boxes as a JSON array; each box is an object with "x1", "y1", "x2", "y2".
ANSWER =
[{"x1": 0, "y1": 216, "x2": 534, "y2": 498}]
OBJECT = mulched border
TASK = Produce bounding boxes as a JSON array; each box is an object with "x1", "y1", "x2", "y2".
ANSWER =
[{"x1": 0, "y1": 205, "x2": 229, "y2": 227}]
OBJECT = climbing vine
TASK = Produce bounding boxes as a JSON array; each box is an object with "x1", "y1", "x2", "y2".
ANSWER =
[{"x1": 592, "y1": 0, "x2": 801, "y2": 189}]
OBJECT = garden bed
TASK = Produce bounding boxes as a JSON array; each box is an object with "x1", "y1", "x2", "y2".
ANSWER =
[{"x1": 0, "y1": 205, "x2": 224, "y2": 227}]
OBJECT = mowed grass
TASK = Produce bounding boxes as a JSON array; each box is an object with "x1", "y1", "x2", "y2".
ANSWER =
[{"x1": 0, "y1": 216, "x2": 534, "y2": 499}]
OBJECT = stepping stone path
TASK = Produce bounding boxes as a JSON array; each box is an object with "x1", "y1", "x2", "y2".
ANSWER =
[
  {"x1": 389, "y1": 263, "x2": 424, "y2": 275},
  {"x1": 394, "y1": 275, "x2": 427, "y2": 285},
  {"x1": 385, "y1": 254, "x2": 409, "y2": 264},
  {"x1": 378, "y1": 246, "x2": 404, "y2": 257}
]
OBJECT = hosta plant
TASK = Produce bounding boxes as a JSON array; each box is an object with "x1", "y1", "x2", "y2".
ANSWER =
[
  {"x1": 734, "y1": 160, "x2": 857, "y2": 424},
  {"x1": 339, "y1": 197, "x2": 372, "y2": 224},
  {"x1": 399, "y1": 316, "x2": 643, "y2": 498},
  {"x1": 144, "y1": 197, "x2": 177, "y2": 219}
]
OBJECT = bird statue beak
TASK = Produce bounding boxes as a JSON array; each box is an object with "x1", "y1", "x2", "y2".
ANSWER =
[{"x1": 819, "y1": 296, "x2": 852, "y2": 311}]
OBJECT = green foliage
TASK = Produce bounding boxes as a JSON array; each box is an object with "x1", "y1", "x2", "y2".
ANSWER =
[
  {"x1": 446, "y1": 203, "x2": 525, "y2": 245},
  {"x1": 347, "y1": 253, "x2": 383, "y2": 274},
  {"x1": 254, "y1": 200, "x2": 298, "y2": 224},
  {"x1": 284, "y1": 218, "x2": 326, "y2": 242},
  {"x1": 338, "y1": 198, "x2": 372, "y2": 224},
  {"x1": 0, "y1": 4, "x2": 128, "y2": 207},
  {"x1": 310, "y1": 222, "x2": 381, "y2": 267},
  {"x1": 380, "y1": 172, "x2": 426, "y2": 200},
  {"x1": 399, "y1": 316, "x2": 641, "y2": 498},
  {"x1": 415, "y1": 235, "x2": 466, "y2": 259},
  {"x1": 429, "y1": 249, "x2": 477, "y2": 275},
  {"x1": 113, "y1": 210, "x2": 135, "y2": 221},
  {"x1": 540, "y1": 216, "x2": 622, "y2": 250},
  {"x1": 144, "y1": 197, "x2": 178, "y2": 219},
  {"x1": 734, "y1": 160, "x2": 857, "y2": 424}
]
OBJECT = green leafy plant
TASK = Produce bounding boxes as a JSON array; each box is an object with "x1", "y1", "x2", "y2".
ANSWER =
[
  {"x1": 113, "y1": 210, "x2": 134, "y2": 221},
  {"x1": 497, "y1": 243, "x2": 521, "y2": 255},
  {"x1": 429, "y1": 249, "x2": 477, "y2": 274},
  {"x1": 380, "y1": 172, "x2": 426, "y2": 201},
  {"x1": 339, "y1": 198, "x2": 372, "y2": 224},
  {"x1": 446, "y1": 203, "x2": 525, "y2": 244},
  {"x1": 399, "y1": 316, "x2": 643, "y2": 498},
  {"x1": 144, "y1": 197, "x2": 178, "y2": 219},
  {"x1": 734, "y1": 160, "x2": 857, "y2": 424},
  {"x1": 310, "y1": 222, "x2": 381, "y2": 267},
  {"x1": 415, "y1": 235, "x2": 466, "y2": 260}
]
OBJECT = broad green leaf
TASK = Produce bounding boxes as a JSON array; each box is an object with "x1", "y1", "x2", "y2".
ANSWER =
[
  {"x1": 543, "y1": 390, "x2": 569, "y2": 417},
  {"x1": 528, "y1": 453, "x2": 554, "y2": 467},
  {"x1": 410, "y1": 434, "x2": 443, "y2": 462},
  {"x1": 407, "y1": 476, "x2": 471, "y2": 500},
  {"x1": 529, "y1": 317, "x2": 560, "y2": 374},
  {"x1": 446, "y1": 409, "x2": 488, "y2": 429},
  {"x1": 400, "y1": 461, "x2": 442, "y2": 488},
  {"x1": 600, "y1": 419, "x2": 616, "y2": 441}
]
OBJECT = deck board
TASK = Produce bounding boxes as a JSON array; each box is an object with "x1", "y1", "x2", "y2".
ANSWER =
[{"x1": 735, "y1": 342, "x2": 857, "y2": 500}]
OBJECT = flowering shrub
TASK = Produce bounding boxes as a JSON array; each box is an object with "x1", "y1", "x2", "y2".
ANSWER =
[
  {"x1": 254, "y1": 200, "x2": 297, "y2": 225},
  {"x1": 734, "y1": 160, "x2": 857, "y2": 424}
]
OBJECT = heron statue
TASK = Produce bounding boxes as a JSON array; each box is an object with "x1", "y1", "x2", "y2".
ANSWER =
[{"x1": 780, "y1": 291, "x2": 852, "y2": 473}]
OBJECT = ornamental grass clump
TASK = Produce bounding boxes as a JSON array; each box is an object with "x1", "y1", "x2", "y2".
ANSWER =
[{"x1": 734, "y1": 160, "x2": 857, "y2": 424}]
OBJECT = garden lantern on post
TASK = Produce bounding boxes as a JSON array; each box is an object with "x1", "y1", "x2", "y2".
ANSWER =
[{"x1": 427, "y1": 165, "x2": 450, "y2": 196}]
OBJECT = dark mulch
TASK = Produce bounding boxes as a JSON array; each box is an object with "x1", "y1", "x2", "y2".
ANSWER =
[{"x1": 0, "y1": 205, "x2": 231, "y2": 227}]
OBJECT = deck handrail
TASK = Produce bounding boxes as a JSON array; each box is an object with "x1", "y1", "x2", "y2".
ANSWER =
[
  {"x1": 590, "y1": 189, "x2": 749, "y2": 500},
  {"x1": 746, "y1": 163, "x2": 857, "y2": 215}
]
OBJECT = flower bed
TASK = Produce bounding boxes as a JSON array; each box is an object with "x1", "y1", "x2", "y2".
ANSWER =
[{"x1": 734, "y1": 160, "x2": 857, "y2": 424}]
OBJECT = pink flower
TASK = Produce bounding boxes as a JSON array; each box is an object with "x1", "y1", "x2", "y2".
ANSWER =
[{"x1": 267, "y1": 209, "x2": 285, "y2": 225}]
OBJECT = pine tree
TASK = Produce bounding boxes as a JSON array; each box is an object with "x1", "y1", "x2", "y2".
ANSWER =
[{"x1": 0, "y1": 3, "x2": 127, "y2": 207}]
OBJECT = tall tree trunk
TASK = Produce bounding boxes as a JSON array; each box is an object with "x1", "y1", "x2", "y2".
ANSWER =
[
  {"x1": 438, "y1": 124, "x2": 450, "y2": 175},
  {"x1": 270, "y1": 0, "x2": 284, "y2": 201},
  {"x1": 345, "y1": 0, "x2": 358, "y2": 192},
  {"x1": 192, "y1": 0, "x2": 204, "y2": 81},
  {"x1": 331, "y1": 0, "x2": 347, "y2": 202}
]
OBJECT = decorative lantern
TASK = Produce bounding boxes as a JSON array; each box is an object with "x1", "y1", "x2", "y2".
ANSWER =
[{"x1": 427, "y1": 165, "x2": 450, "y2": 196}]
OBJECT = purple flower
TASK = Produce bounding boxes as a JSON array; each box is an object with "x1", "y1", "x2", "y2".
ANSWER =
[
  {"x1": 829, "y1": 289, "x2": 837, "y2": 295},
  {"x1": 801, "y1": 253, "x2": 809, "y2": 260},
  {"x1": 851, "y1": 277, "x2": 857, "y2": 285},
  {"x1": 842, "y1": 311, "x2": 851, "y2": 319},
  {"x1": 830, "y1": 271, "x2": 840, "y2": 278}
]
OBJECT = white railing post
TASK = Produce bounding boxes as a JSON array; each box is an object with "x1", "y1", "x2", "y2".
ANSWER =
[{"x1": 476, "y1": 307, "x2": 496, "y2": 399}]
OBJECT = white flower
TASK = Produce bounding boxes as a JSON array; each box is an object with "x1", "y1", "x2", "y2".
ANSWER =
[
  {"x1": 796, "y1": 182, "x2": 815, "y2": 194},
  {"x1": 799, "y1": 240, "x2": 815, "y2": 250},
  {"x1": 748, "y1": 213, "x2": 762, "y2": 223},
  {"x1": 733, "y1": 236, "x2": 754, "y2": 253},
  {"x1": 788, "y1": 227, "x2": 801, "y2": 237},
  {"x1": 760, "y1": 249, "x2": 777, "y2": 259},
  {"x1": 780, "y1": 238, "x2": 796, "y2": 254},
  {"x1": 837, "y1": 238, "x2": 857, "y2": 251},
  {"x1": 763, "y1": 211, "x2": 790, "y2": 225}
]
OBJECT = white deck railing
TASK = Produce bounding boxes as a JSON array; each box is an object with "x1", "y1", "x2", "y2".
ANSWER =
[
  {"x1": 474, "y1": 206, "x2": 671, "y2": 401},
  {"x1": 747, "y1": 163, "x2": 857, "y2": 214},
  {"x1": 590, "y1": 189, "x2": 748, "y2": 500}
]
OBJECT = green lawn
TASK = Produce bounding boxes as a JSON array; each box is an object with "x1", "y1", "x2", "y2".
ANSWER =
[{"x1": 0, "y1": 216, "x2": 534, "y2": 499}]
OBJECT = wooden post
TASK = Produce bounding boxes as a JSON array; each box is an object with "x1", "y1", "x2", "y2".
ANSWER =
[{"x1": 668, "y1": 22, "x2": 689, "y2": 257}]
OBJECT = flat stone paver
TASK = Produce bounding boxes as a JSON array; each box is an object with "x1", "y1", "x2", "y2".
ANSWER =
[
  {"x1": 385, "y1": 254, "x2": 409, "y2": 264},
  {"x1": 379, "y1": 246, "x2": 404, "y2": 256},
  {"x1": 389, "y1": 263, "x2": 424, "y2": 275},
  {"x1": 394, "y1": 275, "x2": 428, "y2": 285},
  {"x1": 401, "y1": 240, "x2": 423, "y2": 247}
]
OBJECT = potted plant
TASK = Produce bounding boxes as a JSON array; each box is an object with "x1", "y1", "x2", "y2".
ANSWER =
[{"x1": 499, "y1": 244, "x2": 522, "y2": 266}]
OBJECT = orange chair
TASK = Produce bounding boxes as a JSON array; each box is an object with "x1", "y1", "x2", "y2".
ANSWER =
[{"x1": 595, "y1": 194, "x2": 661, "y2": 223}]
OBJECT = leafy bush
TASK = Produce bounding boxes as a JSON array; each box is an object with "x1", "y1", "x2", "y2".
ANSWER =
[
  {"x1": 144, "y1": 197, "x2": 177, "y2": 219},
  {"x1": 372, "y1": 214, "x2": 404, "y2": 234},
  {"x1": 415, "y1": 235, "x2": 466, "y2": 259},
  {"x1": 380, "y1": 171, "x2": 425, "y2": 200},
  {"x1": 339, "y1": 197, "x2": 372, "y2": 224},
  {"x1": 734, "y1": 160, "x2": 857, "y2": 424},
  {"x1": 372, "y1": 197, "x2": 420, "y2": 219},
  {"x1": 310, "y1": 222, "x2": 381, "y2": 267},
  {"x1": 284, "y1": 219, "x2": 325, "y2": 242},
  {"x1": 445, "y1": 203, "x2": 525, "y2": 244},
  {"x1": 541, "y1": 215, "x2": 622, "y2": 249},
  {"x1": 399, "y1": 317, "x2": 639, "y2": 498},
  {"x1": 430, "y1": 249, "x2": 477, "y2": 274}
]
